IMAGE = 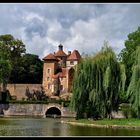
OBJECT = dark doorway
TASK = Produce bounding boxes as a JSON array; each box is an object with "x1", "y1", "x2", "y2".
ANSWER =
[{"x1": 45, "y1": 107, "x2": 61, "y2": 118}]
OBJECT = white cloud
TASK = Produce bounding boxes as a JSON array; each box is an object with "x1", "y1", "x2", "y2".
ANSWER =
[
  {"x1": 0, "y1": 4, "x2": 140, "y2": 59},
  {"x1": 24, "y1": 12, "x2": 44, "y2": 22}
]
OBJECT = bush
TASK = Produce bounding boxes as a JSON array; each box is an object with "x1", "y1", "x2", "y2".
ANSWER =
[
  {"x1": 120, "y1": 103, "x2": 137, "y2": 118},
  {"x1": 120, "y1": 103, "x2": 130, "y2": 118},
  {"x1": 8, "y1": 98, "x2": 70, "y2": 106},
  {"x1": 130, "y1": 108, "x2": 137, "y2": 118}
]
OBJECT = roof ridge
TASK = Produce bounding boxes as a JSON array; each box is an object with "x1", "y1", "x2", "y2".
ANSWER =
[
  {"x1": 43, "y1": 53, "x2": 58, "y2": 60},
  {"x1": 67, "y1": 50, "x2": 81, "y2": 60}
]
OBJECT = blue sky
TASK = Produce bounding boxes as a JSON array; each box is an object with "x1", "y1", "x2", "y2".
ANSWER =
[{"x1": 0, "y1": 3, "x2": 140, "y2": 59}]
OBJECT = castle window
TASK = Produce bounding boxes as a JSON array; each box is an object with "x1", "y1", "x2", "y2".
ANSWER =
[
  {"x1": 47, "y1": 77, "x2": 50, "y2": 81},
  {"x1": 70, "y1": 61, "x2": 74, "y2": 65},
  {"x1": 48, "y1": 84, "x2": 51, "y2": 89},
  {"x1": 48, "y1": 69, "x2": 51, "y2": 74}
]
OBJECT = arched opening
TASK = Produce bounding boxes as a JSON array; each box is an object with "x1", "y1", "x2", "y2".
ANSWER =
[{"x1": 45, "y1": 107, "x2": 61, "y2": 118}]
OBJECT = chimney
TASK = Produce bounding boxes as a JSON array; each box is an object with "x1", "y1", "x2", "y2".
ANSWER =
[
  {"x1": 58, "y1": 44, "x2": 63, "y2": 51},
  {"x1": 68, "y1": 51, "x2": 71, "y2": 55}
]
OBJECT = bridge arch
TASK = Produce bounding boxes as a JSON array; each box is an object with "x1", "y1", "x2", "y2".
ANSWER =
[{"x1": 45, "y1": 105, "x2": 63, "y2": 118}]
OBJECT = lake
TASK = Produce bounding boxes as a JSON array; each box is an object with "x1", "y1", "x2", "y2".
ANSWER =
[{"x1": 0, "y1": 116, "x2": 140, "y2": 136}]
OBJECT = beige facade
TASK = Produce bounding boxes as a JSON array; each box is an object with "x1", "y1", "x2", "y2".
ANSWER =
[{"x1": 42, "y1": 61, "x2": 58, "y2": 96}]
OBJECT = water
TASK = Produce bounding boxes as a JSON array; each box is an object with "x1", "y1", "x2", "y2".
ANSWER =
[{"x1": 0, "y1": 116, "x2": 140, "y2": 136}]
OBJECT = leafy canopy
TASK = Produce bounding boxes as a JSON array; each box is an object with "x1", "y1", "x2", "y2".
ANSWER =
[
  {"x1": 70, "y1": 42, "x2": 126, "y2": 119},
  {"x1": 119, "y1": 27, "x2": 140, "y2": 88},
  {"x1": 127, "y1": 47, "x2": 140, "y2": 117}
]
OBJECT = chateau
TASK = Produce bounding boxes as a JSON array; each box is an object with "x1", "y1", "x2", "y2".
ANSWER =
[{"x1": 42, "y1": 44, "x2": 81, "y2": 97}]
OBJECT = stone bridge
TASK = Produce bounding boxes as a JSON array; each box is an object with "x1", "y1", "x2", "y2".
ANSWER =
[
  {"x1": 3, "y1": 103, "x2": 76, "y2": 118},
  {"x1": 43, "y1": 103, "x2": 64, "y2": 117}
]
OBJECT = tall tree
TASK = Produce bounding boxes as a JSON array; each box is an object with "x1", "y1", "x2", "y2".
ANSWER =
[
  {"x1": 0, "y1": 42, "x2": 12, "y2": 91},
  {"x1": 0, "y1": 34, "x2": 26, "y2": 83},
  {"x1": 127, "y1": 47, "x2": 140, "y2": 117},
  {"x1": 0, "y1": 34, "x2": 43, "y2": 84},
  {"x1": 119, "y1": 27, "x2": 140, "y2": 88},
  {"x1": 70, "y1": 42, "x2": 126, "y2": 119}
]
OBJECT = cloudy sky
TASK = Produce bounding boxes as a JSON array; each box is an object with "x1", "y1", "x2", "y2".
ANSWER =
[{"x1": 0, "y1": 3, "x2": 140, "y2": 59}]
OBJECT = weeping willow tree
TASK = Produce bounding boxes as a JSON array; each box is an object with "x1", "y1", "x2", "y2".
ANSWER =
[
  {"x1": 70, "y1": 42, "x2": 126, "y2": 119},
  {"x1": 127, "y1": 46, "x2": 140, "y2": 117}
]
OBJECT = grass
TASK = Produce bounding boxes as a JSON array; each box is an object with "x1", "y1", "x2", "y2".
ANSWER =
[{"x1": 69, "y1": 118, "x2": 140, "y2": 126}]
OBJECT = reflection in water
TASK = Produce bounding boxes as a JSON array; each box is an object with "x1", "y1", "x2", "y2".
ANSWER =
[{"x1": 0, "y1": 117, "x2": 139, "y2": 136}]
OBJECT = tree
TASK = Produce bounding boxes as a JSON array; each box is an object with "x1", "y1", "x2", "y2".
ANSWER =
[
  {"x1": 70, "y1": 42, "x2": 126, "y2": 119},
  {"x1": 0, "y1": 34, "x2": 43, "y2": 84},
  {"x1": 19, "y1": 53, "x2": 43, "y2": 83},
  {"x1": 0, "y1": 40, "x2": 12, "y2": 91},
  {"x1": 0, "y1": 60, "x2": 12, "y2": 92},
  {"x1": 0, "y1": 42, "x2": 12, "y2": 92},
  {"x1": 0, "y1": 34, "x2": 26, "y2": 57},
  {"x1": 119, "y1": 27, "x2": 140, "y2": 88},
  {"x1": 127, "y1": 47, "x2": 140, "y2": 117},
  {"x1": 0, "y1": 34, "x2": 26, "y2": 83}
]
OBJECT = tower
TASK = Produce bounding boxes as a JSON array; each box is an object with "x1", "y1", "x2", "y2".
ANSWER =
[
  {"x1": 42, "y1": 53, "x2": 58, "y2": 96},
  {"x1": 54, "y1": 44, "x2": 67, "y2": 68}
]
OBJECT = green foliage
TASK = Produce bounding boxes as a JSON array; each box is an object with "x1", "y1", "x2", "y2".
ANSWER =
[
  {"x1": 120, "y1": 103, "x2": 137, "y2": 118},
  {"x1": 0, "y1": 60, "x2": 12, "y2": 83},
  {"x1": 119, "y1": 27, "x2": 140, "y2": 88},
  {"x1": 72, "y1": 118, "x2": 140, "y2": 126},
  {"x1": 11, "y1": 53, "x2": 43, "y2": 83},
  {"x1": 70, "y1": 42, "x2": 126, "y2": 120},
  {"x1": 0, "y1": 34, "x2": 26, "y2": 85},
  {"x1": 127, "y1": 47, "x2": 140, "y2": 117},
  {"x1": 120, "y1": 103, "x2": 131, "y2": 119},
  {"x1": 118, "y1": 64, "x2": 127, "y2": 103},
  {"x1": 9, "y1": 98, "x2": 70, "y2": 106},
  {"x1": 119, "y1": 91, "x2": 128, "y2": 103},
  {"x1": 0, "y1": 34, "x2": 26, "y2": 56},
  {"x1": 0, "y1": 40, "x2": 12, "y2": 91},
  {"x1": 0, "y1": 34, "x2": 43, "y2": 84}
]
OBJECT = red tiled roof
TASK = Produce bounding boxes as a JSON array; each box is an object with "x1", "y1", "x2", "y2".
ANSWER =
[
  {"x1": 67, "y1": 50, "x2": 81, "y2": 61},
  {"x1": 54, "y1": 50, "x2": 67, "y2": 57},
  {"x1": 43, "y1": 53, "x2": 58, "y2": 61},
  {"x1": 52, "y1": 68, "x2": 67, "y2": 79}
]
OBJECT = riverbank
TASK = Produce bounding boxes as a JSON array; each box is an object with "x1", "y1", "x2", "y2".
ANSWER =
[{"x1": 61, "y1": 118, "x2": 140, "y2": 129}]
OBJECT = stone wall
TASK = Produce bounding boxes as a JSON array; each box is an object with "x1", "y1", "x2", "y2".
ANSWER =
[
  {"x1": 4, "y1": 104, "x2": 45, "y2": 116},
  {"x1": 4, "y1": 84, "x2": 42, "y2": 100},
  {"x1": 2, "y1": 103, "x2": 124, "y2": 118},
  {"x1": 3, "y1": 103, "x2": 76, "y2": 118}
]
